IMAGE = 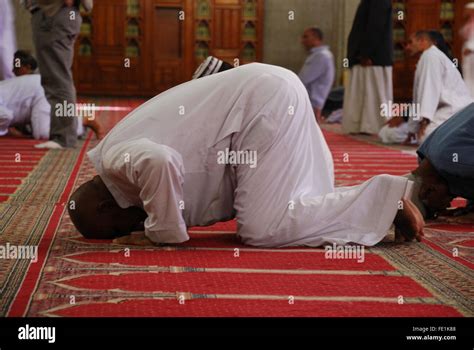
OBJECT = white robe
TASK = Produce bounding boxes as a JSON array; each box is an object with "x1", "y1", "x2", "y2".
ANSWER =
[
  {"x1": 0, "y1": 74, "x2": 84, "y2": 139},
  {"x1": 0, "y1": 75, "x2": 50, "y2": 139},
  {"x1": 379, "y1": 46, "x2": 473, "y2": 144},
  {"x1": 342, "y1": 65, "x2": 393, "y2": 134},
  {"x1": 408, "y1": 45, "x2": 472, "y2": 142},
  {"x1": 88, "y1": 63, "x2": 413, "y2": 247},
  {"x1": 0, "y1": 0, "x2": 16, "y2": 81}
]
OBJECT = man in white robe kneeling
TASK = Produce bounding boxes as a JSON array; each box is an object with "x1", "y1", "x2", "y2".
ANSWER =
[
  {"x1": 379, "y1": 31, "x2": 473, "y2": 145},
  {"x1": 68, "y1": 64, "x2": 430, "y2": 248}
]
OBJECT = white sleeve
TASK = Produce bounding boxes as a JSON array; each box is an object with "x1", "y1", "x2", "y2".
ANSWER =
[
  {"x1": 413, "y1": 54, "x2": 443, "y2": 122},
  {"x1": 105, "y1": 139, "x2": 189, "y2": 244},
  {"x1": 0, "y1": 103, "x2": 13, "y2": 136},
  {"x1": 30, "y1": 95, "x2": 51, "y2": 140}
]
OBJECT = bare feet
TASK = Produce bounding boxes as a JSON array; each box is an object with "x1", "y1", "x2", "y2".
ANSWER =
[
  {"x1": 113, "y1": 232, "x2": 155, "y2": 246},
  {"x1": 393, "y1": 198, "x2": 425, "y2": 242}
]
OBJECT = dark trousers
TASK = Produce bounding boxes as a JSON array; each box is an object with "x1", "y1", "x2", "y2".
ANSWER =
[{"x1": 32, "y1": 7, "x2": 81, "y2": 148}]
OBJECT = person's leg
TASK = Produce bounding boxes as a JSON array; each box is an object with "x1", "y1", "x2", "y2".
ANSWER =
[
  {"x1": 32, "y1": 8, "x2": 81, "y2": 148},
  {"x1": 342, "y1": 66, "x2": 364, "y2": 134},
  {"x1": 360, "y1": 66, "x2": 393, "y2": 134},
  {"x1": 234, "y1": 77, "x2": 420, "y2": 248}
]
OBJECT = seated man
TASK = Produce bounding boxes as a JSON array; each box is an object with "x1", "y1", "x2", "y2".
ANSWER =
[
  {"x1": 407, "y1": 102, "x2": 474, "y2": 221},
  {"x1": 69, "y1": 63, "x2": 426, "y2": 247},
  {"x1": 379, "y1": 31, "x2": 472, "y2": 145}
]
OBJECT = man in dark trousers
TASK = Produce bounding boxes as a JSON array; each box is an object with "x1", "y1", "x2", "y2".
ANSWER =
[
  {"x1": 25, "y1": 0, "x2": 93, "y2": 149},
  {"x1": 342, "y1": 0, "x2": 393, "y2": 135}
]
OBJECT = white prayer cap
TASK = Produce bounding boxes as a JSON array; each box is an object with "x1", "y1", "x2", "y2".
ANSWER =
[{"x1": 192, "y1": 56, "x2": 233, "y2": 79}]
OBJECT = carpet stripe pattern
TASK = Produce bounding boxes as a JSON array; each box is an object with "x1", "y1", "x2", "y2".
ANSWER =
[{"x1": 1, "y1": 99, "x2": 472, "y2": 317}]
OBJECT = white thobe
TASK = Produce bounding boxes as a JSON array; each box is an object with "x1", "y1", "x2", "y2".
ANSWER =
[
  {"x1": 0, "y1": 75, "x2": 50, "y2": 139},
  {"x1": 0, "y1": 0, "x2": 16, "y2": 81},
  {"x1": 0, "y1": 75, "x2": 84, "y2": 139},
  {"x1": 88, "y1": 63, "x2": 413, "y2": 247},
  {"x1": 408, "y1": 46, "x2": 473, "y2": 142},
  {"x1": 342, "y1": 66, "x2": 393, "y2": 134}
]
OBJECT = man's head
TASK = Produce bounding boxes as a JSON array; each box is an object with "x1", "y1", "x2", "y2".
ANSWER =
[
  {"x1": 13, "y1": 51, "x2": 38, "y2": 76},
  {"x1": 406, "y1": 31, "x2": 434, "y2": 56},
  {"x1": 301, "y1": 27, "x2": 323, "y2": 51},
  {"x1": 412, "y1": 159, "x2": 454, "y2": 216},
  {"x1": 68, "y1": 176, "x2": 147, "y2": 239}
]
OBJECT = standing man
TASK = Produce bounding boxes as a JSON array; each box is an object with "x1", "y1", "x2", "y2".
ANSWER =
[
  {"x1": 342, "y1": 0, "x2": 393, "y2": 135},
  {"x1": 26, "y1": 0, "x2": 93, "y2": 149},
  {"x1": 298, "y1": 27, "x2": 335, "y2": 124}
]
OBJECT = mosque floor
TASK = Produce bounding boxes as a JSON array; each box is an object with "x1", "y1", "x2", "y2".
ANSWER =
[{"x1": 1, "y1": 98, "x2": 472, "y2": 317}]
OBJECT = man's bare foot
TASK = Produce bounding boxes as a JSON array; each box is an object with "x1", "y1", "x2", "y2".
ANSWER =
[
  {"x1": 113, "y1": 232, "x2": 155, "y2": 246},
  {"x1": 393, "y1": 198, "x2": 425, "y2": 242}
]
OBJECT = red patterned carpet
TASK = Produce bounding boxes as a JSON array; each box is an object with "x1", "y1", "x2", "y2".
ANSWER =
[{"x1": 1, "y1": 99, "x2": 472, "y2": 317}]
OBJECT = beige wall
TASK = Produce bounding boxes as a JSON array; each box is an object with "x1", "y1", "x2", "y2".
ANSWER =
[
  {"x1": 12, "y1": 0, "x2": 35, "y2": 55},
  {"x1": 263, "y1": 0, "x2": 360, "y2": 85}
]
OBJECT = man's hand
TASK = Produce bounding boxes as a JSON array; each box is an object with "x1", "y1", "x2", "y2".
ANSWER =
[
  {"x1": 113, "y1": 232, "x2": 156, "y2": 246},
  {"x1": 394, "y1": 198, "x2": 425, "y2": 242},
  {"x1": 416, "y1": 118, "x2": 430, "y2": 142},
  {"x1": 403, "y1": 132, "x2": 417, "y2": 145}
]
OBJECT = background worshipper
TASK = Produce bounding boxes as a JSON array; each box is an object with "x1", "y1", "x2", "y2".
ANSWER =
[
  {"x1": 68, "y1": 63, "x2": 424, "y2": 248},
  {"x1": 192, "y1": 56, "x2": 234, "y2": 79},
  {"x1": 378, "y1": 31, "x2": 472, "y2": 145},
  {"x1": 26, "y1": 0, "x2": 93, "y2": 150},
  {"x1": 298, "y1": 27, "x2": 335, "y2": 124},
  {"x1": 0, "y1": 0, "x2": 16, "y2": 81},
  {"x1": 342, "y1": 0, "x2": 393, "y2": 135},
  {"x1": 407, "y1": 102, "x2": 474, "y2": 222},
  {"x1": 0, "y1": 74, "x2": 50, "y2": 140},
  {"x1": 13, "y1": 50, "x2": 38, "y2": 76},
  {"x1": 461, "y1": 2, "x2": 474, "y2": 97},
  {"x1": 0, "y1": 51, "x2": 102, "y2": 140}
]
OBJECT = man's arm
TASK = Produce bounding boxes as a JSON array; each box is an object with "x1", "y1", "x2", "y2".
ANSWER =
[{"x1": 104, "y1": 139, "x2": 189, "y2": 245}]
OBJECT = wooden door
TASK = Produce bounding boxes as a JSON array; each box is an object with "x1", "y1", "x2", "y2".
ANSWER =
[{"x1": 91, "y1": 0, "x2": 127, "y2": 92}]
